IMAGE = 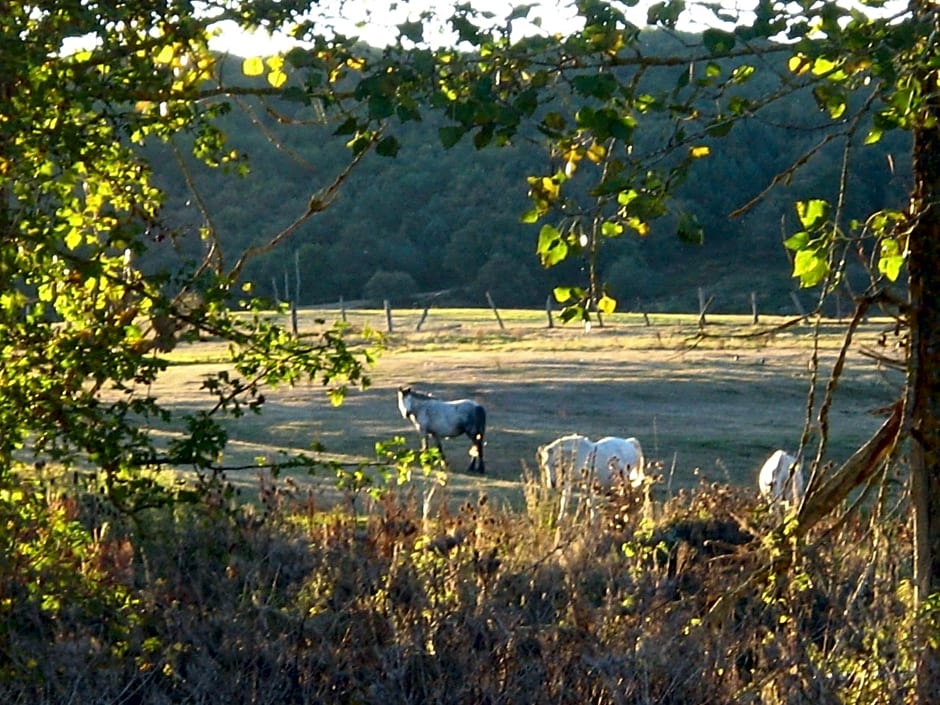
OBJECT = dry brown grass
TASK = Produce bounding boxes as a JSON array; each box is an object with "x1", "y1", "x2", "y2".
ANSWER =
[{"x1": 2, "y1": 468, "x2": 915, "y2": 704}]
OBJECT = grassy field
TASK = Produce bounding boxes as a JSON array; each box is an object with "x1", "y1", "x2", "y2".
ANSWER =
[{"x1": 155, "y1": 307, "x2": 904, "y2": 506}]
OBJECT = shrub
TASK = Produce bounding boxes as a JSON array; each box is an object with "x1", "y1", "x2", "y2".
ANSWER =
[{"x1": 362, "y1": 269, "x2": 419, "y2": 305}]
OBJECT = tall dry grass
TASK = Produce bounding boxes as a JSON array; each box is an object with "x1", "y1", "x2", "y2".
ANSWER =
[{"x1": 0, "y1": 469, "x2": 916, "y2": 704}]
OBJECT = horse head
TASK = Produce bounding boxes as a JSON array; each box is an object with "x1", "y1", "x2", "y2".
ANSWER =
[{"x1": 397, "y1": 386, "x2": 414, "y2": 419}]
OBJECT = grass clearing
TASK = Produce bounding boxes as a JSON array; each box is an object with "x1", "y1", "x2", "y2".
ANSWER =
[{"x1": 153, "y1": 308, "x2": 903, "y2": 507}]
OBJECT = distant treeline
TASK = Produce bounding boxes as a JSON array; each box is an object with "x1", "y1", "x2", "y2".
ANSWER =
[{"x1": 144, "y1": 31, "x2": 911, "y2": 314}]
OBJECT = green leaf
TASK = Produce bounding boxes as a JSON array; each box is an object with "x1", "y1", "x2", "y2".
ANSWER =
[
  {"x1": 571, "y1": 73, "x2": 619, "y2": 100},
  {"x1": 647, "y1": 0, "x2": 685, "y2": 27},
  {"x1": 793, "y1": 248, "x2": 828, "y2": 287},
  {"x1": 813, "y1": 84, "x2": 846, "y2": 119},
  {"x1": 284, "y1": 47, "x2": 314, "y2": 68},
  {"x1": 333, "y1": 116, "x2": 359, "y2": 136},
  {"x1": 677, "y1": 212, "x2": 704, "y2": 244},
  {"x1": 519, "y1": 209, "x2": 540, "y2": 224},
  {"x1": 703, "y1": 28, "x2": 736, "y2": 54},
  {"x1": 375, "y1": 136, "x2": 401, "y2": 157},
  {"x1": 538, "y1": 225, "x2": 569, "y2": 267},
  {"x1": 601, "y1": 221, "x2": 624, "y2": 237},
  {"x1": 369, "y1": 94, "x2": 395, "y2": 120},
  {"x1": 438, "y1": 125, "x2": 465, "y2": 149},
  {"x1": 559, "y1": 304, "x2": 584, "y2": 323},
  {"x1": 795, "y1": 199, "x2": 828, "y2": 230},
  {"x1": 878, "y1": 238, "x2": 905, "y2": 281},
  {"x1": 397, "y1": 21, "x2": 424, "y2": 43},
  {"x1": 553, "y1": 286, "x2": 576, "y2": 303},
  {"x1": 783, "y1": 231, "x2": 810, "y2": 251}
]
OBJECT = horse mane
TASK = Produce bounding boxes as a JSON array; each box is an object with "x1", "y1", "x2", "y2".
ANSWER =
[{"x1": 400, "y1": 386, "x2": 435, "y2": 400}]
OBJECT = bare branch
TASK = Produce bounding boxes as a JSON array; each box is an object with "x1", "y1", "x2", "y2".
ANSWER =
[{"x1": 227, "y1": 132, "x2": 380, "y2": 283}]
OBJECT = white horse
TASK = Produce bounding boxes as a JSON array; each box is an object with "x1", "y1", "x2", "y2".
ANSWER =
[
  {"x1": 537, "y1": 433, "x2": 645, "y2": 488},
  {"x1": 758, "y1": 449, "x2": 804, "y2": 506},
  {"x1": 397, "y1": 386, "x2": 486, "y2": 473}
]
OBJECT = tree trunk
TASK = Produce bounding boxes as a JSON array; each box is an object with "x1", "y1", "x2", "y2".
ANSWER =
[{"x1": 909, "y1": 5, "x2": 940, "y2": 697}]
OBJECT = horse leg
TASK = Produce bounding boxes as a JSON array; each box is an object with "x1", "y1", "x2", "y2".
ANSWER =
[
  {"x1": 431, "y1": 434, "x2": 447, "y2": 464},
  {"x1": 468, "y1": 433, "x2": 485, "y2": 474}
]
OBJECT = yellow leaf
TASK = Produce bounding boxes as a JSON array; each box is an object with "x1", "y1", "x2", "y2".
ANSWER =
[
  {"x1": 597, "y1": 294, "x2": 617, "y2": 314},
  {"x1": 242, "y1": 57, "x2": 264, "y2": 77},
  {"x1": 266, "y1": 55, "x2": 285, "y2": 71},
  {"x1": 689, "y1": 145, "x2": 710, "y2": 158},
  {"x1": 811, "y1": 57, "x2": 837, "y2": 76},
  {"x1": 586, "y1": 142, "x2": 606, "y2": 163},
  {"x1": 346, "y1": 56, "x2": 366, "y2": 70},
  {"x1": 267, "y1": 69, "x2": 287, "y2": 88},
  {"x1": 65, "y1": 229, "x2": 83, "y2": 250},
  {"x1": 626, "y1": 217, "x2": 649, "y2": 236},
  {"x1": 788, "y1": 54, "x2": 809, "y2": 75},
  {"x1": 155, "y1": 45, "x2": 176, "y2": 65}
]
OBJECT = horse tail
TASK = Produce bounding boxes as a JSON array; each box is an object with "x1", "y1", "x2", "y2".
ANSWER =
[
  {"x1": 473, "y1": 404, "x2": 486, "y2": 440},
  {"x1": 472, "y1": 404, "x2": 486, "y2": 473}
]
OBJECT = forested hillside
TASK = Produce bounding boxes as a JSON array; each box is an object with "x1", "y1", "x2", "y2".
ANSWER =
[{"x1": 146, "y1": 31, "x2": 911, "y2": 314}]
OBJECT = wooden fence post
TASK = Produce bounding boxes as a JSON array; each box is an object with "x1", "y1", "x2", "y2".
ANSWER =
[
  {"x1": 384, "y1": 299, "x2": 393, "y2": 332},
  {"x1": 485, "y1": 291, "x2": 505, "y2": 330},
  {"x1": 416, "y1": 304, "x2": 430, "y2": 332},
  {"x1": 698, "y1": 289, "x2": 715, "y2": 328},
  {"x1": 698, "y1": 287, "x2": 707, "y2": 327},
  {"x1": 340, "y1": 296, "x2": 347, "y2": 323},
  {"x1": 751, "y1": 291, "x2": 759, "y2": 325},
  {"x1": 545, "y1": 294, "x2": 554, "y2": 329}
]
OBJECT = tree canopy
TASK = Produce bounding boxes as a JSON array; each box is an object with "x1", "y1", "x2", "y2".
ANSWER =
[{"x1": 4, "y1": 0, "x2": 940, "y2": 699}]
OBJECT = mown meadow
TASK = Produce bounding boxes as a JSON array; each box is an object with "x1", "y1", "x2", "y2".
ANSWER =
[{"x1": 3, "y1": 308, "x2": 915, "y2": 703}]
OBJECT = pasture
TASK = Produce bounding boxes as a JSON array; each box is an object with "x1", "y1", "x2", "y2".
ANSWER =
[{"x1": 156, "y1": 307, "x2": 903, "y2": 506}]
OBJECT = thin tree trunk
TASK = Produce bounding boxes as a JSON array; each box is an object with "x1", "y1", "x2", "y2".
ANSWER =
[{"x1": 910, "y1": 5, "x2": 940, "y2": 697}]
